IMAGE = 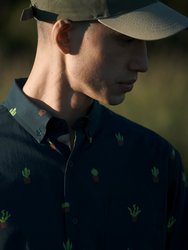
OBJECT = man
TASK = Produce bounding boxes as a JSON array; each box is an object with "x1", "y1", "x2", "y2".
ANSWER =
[{"x1": 0, "y1": 0, "x2": 187, "y2": 249}]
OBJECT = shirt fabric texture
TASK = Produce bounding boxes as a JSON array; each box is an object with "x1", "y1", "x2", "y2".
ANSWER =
[{"x1": 0, "y1": 79, "x2": 187, "y2": 250}]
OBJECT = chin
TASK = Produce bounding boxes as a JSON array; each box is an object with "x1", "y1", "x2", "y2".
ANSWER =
[{"x1": 101, "y1": 95, "x2": 126, "y2": 106}]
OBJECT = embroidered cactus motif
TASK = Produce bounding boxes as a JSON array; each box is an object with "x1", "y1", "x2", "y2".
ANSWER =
[
  {"x1": 22, "y1": 168, "x2": 31, "y2": 184},
  {"x1": 9, "y1": 107, "x2": 17, "y2": 116},
  {"x1": 151, "y1": 166, "x2": 160, "y2": 183},
  {"x1": 167, "y1": 216, "x2": 176, "y2": 230},
  {"x1": 38, "y1": 109, "x2": 46, "y2": 117},
  {"x1": 182, "y1": 172, "x2": 187, "y2": 186},
  {"x1": 88, "y1": 137, "x2": 93, "y2": 144},
  {"x1": 0, "y1": 210, "x2": 11, "y2": 229},
  {"x1": 115, "y1": 133, "x2": 124, "y2": 146},
  {"x1": 63, "y1": 239, "x2": 73, "y2": 250},
  {"x1": 47, "y1": 139, "x2": 57, "y2": 150},
  {"x1": 170, "y1": 148, "x2": 176, "y2": 160},
  {"x1": 128, "y1": 204, "x2": 141, "y2": 222},
  {"x1": 91, "y1": 168, "x2": 99, "y2": 183},
  {"x1": 62, "y1": 202, "x2": 70, "y2": 213},
  {"x1": 47, "y1": 139, "x2": 62, "y2": 154}
]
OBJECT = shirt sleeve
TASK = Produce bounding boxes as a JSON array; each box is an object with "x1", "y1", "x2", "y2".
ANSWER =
[{"x1": 166, "y1": 146, "x2": 188, "y2": 250}]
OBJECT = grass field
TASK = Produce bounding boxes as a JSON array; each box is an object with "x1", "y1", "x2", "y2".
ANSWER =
[{"x1": 1, "y1": 43, "x2": 188, "y2": 174}]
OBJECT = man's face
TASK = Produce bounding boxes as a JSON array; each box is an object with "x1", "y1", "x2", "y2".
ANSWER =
[{"x1": 65, "y1": 22, "x2": 148, "y2": 105}]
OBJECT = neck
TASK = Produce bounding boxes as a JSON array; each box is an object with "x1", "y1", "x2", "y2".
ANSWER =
[{"x1": 23, "y1": 52, "x2": 93, "y2": 128}]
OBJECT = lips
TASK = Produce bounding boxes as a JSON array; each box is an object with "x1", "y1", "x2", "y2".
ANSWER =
[{"x1": 118, "y1": 79, "x2": 137, "y2": 92}]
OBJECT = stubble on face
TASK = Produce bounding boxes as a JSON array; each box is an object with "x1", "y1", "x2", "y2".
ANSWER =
[{"x1": 64, "y1": 22, "x2": 139, "y2": 106}]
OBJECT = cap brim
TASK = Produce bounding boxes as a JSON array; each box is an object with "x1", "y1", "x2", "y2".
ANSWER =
[{"x1": 98, "y1": 2, "x2": 188, "y2": 41}]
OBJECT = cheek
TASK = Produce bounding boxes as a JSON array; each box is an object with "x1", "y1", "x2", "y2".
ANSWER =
[{"x1": 66, "y1": 50, "x2": 106, "y2": 85}]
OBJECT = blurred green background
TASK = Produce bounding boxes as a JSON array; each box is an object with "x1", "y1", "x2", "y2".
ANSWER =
[{"x1": 0, "y1": 0, "x2": 188, "y2": 174}]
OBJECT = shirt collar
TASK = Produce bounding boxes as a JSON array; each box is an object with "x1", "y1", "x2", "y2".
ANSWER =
[
  {"x1": 4, "y1": 78, "x2": 52, "y2": 143},
  {"x1": 3, "y1": 78, "x2": 101, "y2": 143}
]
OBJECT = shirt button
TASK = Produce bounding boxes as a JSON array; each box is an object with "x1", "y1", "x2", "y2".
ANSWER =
[
  {"x1": 72, "y1": 217, "x2": 79, "y2": 225},
  {"x1": 36, "y1": 128, "x2": 42, "y2": 137}
]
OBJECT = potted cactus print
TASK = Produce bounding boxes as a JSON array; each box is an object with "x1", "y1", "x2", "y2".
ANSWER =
[
  {"x1": 115, "y1": 133, "x2": 124, "y2": 146},
  {"x1": 22, "y1": 168, "x2": 31, "y2": 184},
  {"x1": 182, "y1": 172, "x2": 187, "y2": 186},
  {"x1": 47, "y1": 139, "x2": 62, "y2": 154},
  {"x1": 167, "y1": 216, "x2": 176, "y2": 231},
  {"x1": 47, "y1": 139, "x2": 57, "y2": 151},
  {"x1": 62, "y1": 202, "x2": 70, "y2": 213},
  {"x1": 38, "y1": 109, "x2": 46, "y2": 117},
  {"x1": 128, "y1": 204, "x2": 141, "y2": 222},
  {"x1": 88, "y1": 137, "x2": 93, "y2": 144},
  {"x1": 63, "y1": 239, "x2": 73, "y2": 250},
  {"x1": 0, "y1": 210, "x2": 11, "y2": 229},
  {"x1": 151, "y1": 167, "x2": 159, "y2": 183},
  {"x1": 9, "y1": 107, "x2": 17, "y2": 117},
  {"x1": 170, "y1": 148, "x2": 176, "y2": 160},
  {"x1": 91, "y1": 168, "x2": 99, "y2": 183}
]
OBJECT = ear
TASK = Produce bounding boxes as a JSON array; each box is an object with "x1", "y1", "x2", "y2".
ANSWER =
[{"x1": 52, "y1": 20, "x2": 72, "y2": 54}]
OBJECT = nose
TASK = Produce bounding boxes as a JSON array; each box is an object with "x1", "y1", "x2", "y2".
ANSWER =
[{"x1": 128, "y1": 40, "x2": 148, "y2": 73}]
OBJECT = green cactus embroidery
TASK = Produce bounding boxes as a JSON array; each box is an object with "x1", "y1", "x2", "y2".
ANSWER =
[
  {"x1": 115, "y1": 133, "x2": 124, "y2": 146},
  {"x1": 91, "y1": 168, "x2": 99, "y2": 183},
  {"x1": 167, "y1": 216, "x2": 176, "y2": 230},
  {"x1": 63, "y1": 239, "x2": 73, "y2": 250},
  {"x1": 151, "y1": 166, "x2": 160, "y2": 183},
  {"x1": 9, "y1": 108, "x2": 17, "y2": 117},
  {"x1": 182, "y1": 172, "x2": 187, "y2": 186},
  {"x1": 62, "y1": 202, "x2": 70, "y2": 213},
  {"x1": 88, "y1": 137, "x2": 93, "y2": 144},
  {"x1": 0, "y1": 210, "x2": 11, "y2": 229},
  {"x1": 170, "y1": 148, "x2": 176, "y2": 160},
  {"x1": 47, "y1": 139, "x2": 62, "y2": 154},
  {"x1": 128, "y1": 204, "x2": 141, "y2": 222},
  {"x1": 22, "y1": 168, "x2": 31, "y2": 184},
  {"x1": 48, "y1": 139, "x2": 57, "y2": 150}
]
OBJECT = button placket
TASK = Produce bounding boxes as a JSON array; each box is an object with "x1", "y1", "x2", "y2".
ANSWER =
[
  {"x1": 68, "y1": 161, "x2": 74, "y2": 168},
  {"x1": 64, "y1": 130, "x2": 84, "y2": 197}
]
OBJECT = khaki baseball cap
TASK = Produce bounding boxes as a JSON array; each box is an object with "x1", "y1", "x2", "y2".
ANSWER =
[{"x1": 21, "y1": 0, "x2": 188, "y2": 40}]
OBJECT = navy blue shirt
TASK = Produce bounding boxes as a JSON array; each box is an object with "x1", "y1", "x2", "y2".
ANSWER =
[{"x1": 0, "y1": 79, "x2": 187, "y2": 250}]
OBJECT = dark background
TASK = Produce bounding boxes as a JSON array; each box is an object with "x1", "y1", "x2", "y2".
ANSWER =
[{"x1": 0, "y1": 0, "x2": 188, "y2": 57}]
